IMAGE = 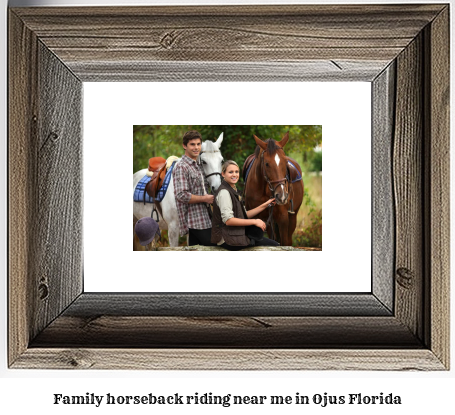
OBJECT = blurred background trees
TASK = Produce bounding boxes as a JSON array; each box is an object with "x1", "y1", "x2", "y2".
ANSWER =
[
  {"x1": 133, "y1": 125, "x2": 322, "y2": 248},
  {"x1": 133, "y1": 125, "x2": 321, "y2": 174}
]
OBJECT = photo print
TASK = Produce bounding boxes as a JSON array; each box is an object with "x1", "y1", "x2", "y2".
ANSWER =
[{"x1": 133, "y1": 126, "x2": 322, "y2": 252}]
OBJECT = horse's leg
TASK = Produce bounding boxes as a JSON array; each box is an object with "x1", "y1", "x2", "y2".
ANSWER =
[
  {"x1": 271, "y1": 205, "x2": 291, "y2": 246},
  {"x1": 287, "y1": 184, "x2": 304, "y2": 247},
  {"x1": 159, "y1": 179, "x2": 180, "y2": 247},
  {"x1": 264, "y1": 215, "x2": 281, "y2": 244},
  {"x1": 275, "y1": 214, "x2": 290, "y2": 246},
  {"x1": 274, "y1": 223, "x2": 281, "y2": 245},
  {"x1": 287, "y1": 213, "x2": 298, "y2": 247},
  {"x1": 168, "y1": 222, "x2": 180, "y2": 248}
]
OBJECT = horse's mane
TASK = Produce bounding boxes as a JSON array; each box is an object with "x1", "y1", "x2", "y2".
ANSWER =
[{"x1": 254, "y1": 139, "x2": 281, "y2": 157}]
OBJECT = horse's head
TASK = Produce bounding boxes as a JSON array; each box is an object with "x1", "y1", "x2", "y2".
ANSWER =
[
  {"x1": 199, "y1": 132, "x2": 224, "y2": 192},
  {"x1": 254, "y1": 132, "x2": 290, "y2": 205}
]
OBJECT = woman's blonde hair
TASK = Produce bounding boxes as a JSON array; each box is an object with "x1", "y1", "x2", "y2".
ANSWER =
[{"x1": 221, "y1": 160, "x2": 239, "y2": 174}]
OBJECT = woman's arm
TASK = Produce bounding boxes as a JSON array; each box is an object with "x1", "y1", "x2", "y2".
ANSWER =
[
  {"x1": 225, "y1": 217, "x2": 266, "y2": 230},
  {"x1": 246, "y1": 198, "x2": 276, "y2": 218},
  {"x1": 218, "y1": 192, "x2": 271, "y2": 230}
]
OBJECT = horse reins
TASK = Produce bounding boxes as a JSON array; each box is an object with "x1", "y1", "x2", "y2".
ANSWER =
[
  {"x1": 198, "y1": 150, "x2": 222, "y2": 180},
  {"x1": 260, "y1": 150, "x2": 289, "y2": 203},
  {"x1": 242, "y1": 148, "x2": 298, "y2": 242},
  {"x1": 197, "y1": 150, "x2": 222, "y2": 220},
  {"x1": 259, "y1": 149, "x2": 291, "y2": 241}
]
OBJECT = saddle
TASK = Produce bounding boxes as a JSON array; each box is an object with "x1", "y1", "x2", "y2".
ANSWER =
[
  {"x1": 243, "y1": 154, "x2": 302, "y2": 185},
  {"x1": 145, "y1": 157, "x2": 167, "y2": 200},
  {"x1": 286, "y1": 156, "x2": 302, "y2": 183},
  {"x1": 242, "y1": 154, "x2": 256, "y2": 183}
]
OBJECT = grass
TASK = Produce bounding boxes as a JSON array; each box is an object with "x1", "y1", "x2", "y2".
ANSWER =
[
  {"x1": 291, "y1": 173, "x2": 322, "y2": 248},
  {"x1": 298, "y1": 174, "x2": 322, "y2": 229},
  {"x1": 287, "y1": 151, "x2": 323, "y2": 246}
]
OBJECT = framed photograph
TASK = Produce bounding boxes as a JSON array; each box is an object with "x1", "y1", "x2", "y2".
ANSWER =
[
  {"x1": 86, "y1": 80, "x2": 369, "y2": 293},
  {"x1": 8, "y1": 4, "x2": 449, "y2": 370}
]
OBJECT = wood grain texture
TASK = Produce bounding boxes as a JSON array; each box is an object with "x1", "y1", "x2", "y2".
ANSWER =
[
  {"x1": 8, "y1": 11, "x2": 38, "y2": 366},
  {"x1": 8, "y1": 4, "x2": 450, "y2": 370},
  {"x1": 9, "y1": 11, "x2": 84, "y2": 366},
  {"x1": 70, "y1": 61, "x2": 387, "y2": 82},
  {"x1": 372, "y1": 63, "x2": 395, "y2": 312},
  {"x1": 425, "y1": 6, "x2": 450, "y2": 369},
  {"x1": 32, "y1": 43, "x2": 84, "y2": 338},
  {"x1": 393, "y1": 34, "x2": 424, "y2": 340},
  {"x1": 11, "y1": 5, "x2": 444, "y2": 82},
  {"x1": 31, "y1": 316, "x2": 420, "y2": 348},
  {"x1": 13, "y1": 349, "x2": 445, "y2": 371},
  {"x1": 44, "y1": 293, "x2": 392, "y2": 317}
]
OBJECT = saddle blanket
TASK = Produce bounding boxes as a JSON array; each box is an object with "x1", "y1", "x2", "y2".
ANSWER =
[
  {"x1": 287, "y1": 160, "x2": 303, "y2": 182},
  {"x1": 134, "y1": 161, "x2": 176, "y2": 203},
  {"x1": 244, "y1": 157, "x2": 302, "y2": 184}
]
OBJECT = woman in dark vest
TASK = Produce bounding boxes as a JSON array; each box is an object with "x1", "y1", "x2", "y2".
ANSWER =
[{"x1": 211, "y1": 160, "x2": 280, "y2": 251}]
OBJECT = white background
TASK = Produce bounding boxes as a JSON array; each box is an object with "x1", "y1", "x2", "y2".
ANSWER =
[
  {"x1": 1, "y1": 0, "x2": 454, "y2": 414},
  {"x1": 84, "y1": 82, "x2": 371, "y2": 292}
]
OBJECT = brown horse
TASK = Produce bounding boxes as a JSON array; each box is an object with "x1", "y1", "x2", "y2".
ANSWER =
[{"x1": 243, "y1": 132, "x2": 304, "y2": 246}]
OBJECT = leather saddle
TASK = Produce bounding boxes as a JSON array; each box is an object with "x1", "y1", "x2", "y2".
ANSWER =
[
  {"x1": 145, "y1": 157, "x2": 167, "y2": 200},
  {"x1": 286, "y1": 157, "x2": 302, "y2": 183},
  {"x1": 242, "y1": 154, "x2": 256, "y2": 183},
  {"x1": 242, "y1": 154, "x2": 301, "y2": 183}
]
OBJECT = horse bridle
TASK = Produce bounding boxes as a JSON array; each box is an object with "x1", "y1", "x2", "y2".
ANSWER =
[
  {"x1": 260, "y1": 150, "x2": 289, "y2": 203},
  {"x1": 198, "y1": 150, "x2": 223, "y2": 180}
]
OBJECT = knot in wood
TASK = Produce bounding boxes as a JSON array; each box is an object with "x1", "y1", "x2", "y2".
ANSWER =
[
  {"x1": 396, "y1": 267, "x2": 414, "y2": 289},
  {"x1": 49, "y1": 132, "x2": 59, "y2": 142},
  {"x1": 160, "y1": 31, "x2": 179, "y2": 49},
  {"x1": 38, "y1": 282, "x2": 49, "y2": 300},
  {"x1": 60, "y1": 350, "x2": 94, "y2": 369}
]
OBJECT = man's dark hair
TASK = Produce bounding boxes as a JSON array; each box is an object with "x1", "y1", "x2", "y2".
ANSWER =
[{"x1": 182, "y1": 130, "x2": 202, "y2": 146}]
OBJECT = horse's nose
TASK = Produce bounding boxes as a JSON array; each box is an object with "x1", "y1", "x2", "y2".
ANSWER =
[{"x1": 275, "y1": 185, "x2": 288, "y2": 204}]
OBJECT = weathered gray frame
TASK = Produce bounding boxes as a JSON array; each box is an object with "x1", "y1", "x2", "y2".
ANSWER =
[{"x1": 8, "y1": 5, "x2": 449, "y2": 370}]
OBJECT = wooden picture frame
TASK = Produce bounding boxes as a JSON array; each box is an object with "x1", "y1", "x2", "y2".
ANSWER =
[{"x1": 8, "y1": 4, "x2": 449, "y2": 370}]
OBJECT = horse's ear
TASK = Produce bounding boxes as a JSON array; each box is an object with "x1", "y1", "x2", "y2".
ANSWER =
[
  {"x1": 215, "y1": 132, "x2": 224, "y2": 148},
  {"x1": 254, "y1": 135, "x2": 267, "y2": 150},
  {"x1": 277, "y1": 131, "x2": 289, "y2": 148}
]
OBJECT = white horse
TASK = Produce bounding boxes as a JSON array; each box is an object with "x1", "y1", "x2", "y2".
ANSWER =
[{"x1": 133, "y1": 132, "x2": 224, "y2": 247}]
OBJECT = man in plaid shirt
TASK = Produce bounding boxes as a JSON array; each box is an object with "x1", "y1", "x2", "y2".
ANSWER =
[{"x1": 173, "y1": 131, "x2": 215, "y2": 246}]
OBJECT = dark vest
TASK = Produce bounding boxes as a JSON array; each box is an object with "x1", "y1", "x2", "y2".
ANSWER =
[{"x1": 211, "y1": 181, "x2": 251, "y2": 246}]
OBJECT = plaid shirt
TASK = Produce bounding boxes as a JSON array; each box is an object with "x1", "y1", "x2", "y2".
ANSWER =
[{"x1": 173, "y1": 155, "x2": 212, "y2": 236}]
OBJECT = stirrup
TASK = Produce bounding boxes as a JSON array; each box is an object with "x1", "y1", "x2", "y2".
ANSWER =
[
  {"x1": 287, "y1": 199, "x2": 295, "y2": 214},
  {"x1": 151, "y1": 205, "x2": 160, "y2": 222}
]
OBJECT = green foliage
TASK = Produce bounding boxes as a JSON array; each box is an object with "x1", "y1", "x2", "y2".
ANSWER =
[
  {"x1": 133, "y1": 125, "x2": 322, "y2": 175},
  {"x1": 292, "y1": 209, "x2": 322, "y2": 248},
  {"x1": 134, "y1": 125, "x2": 323, "y2": 248},
  {"x1": 303, "y1": 187, "x2": 316, "y2": 212},
  {"x1": 133, "y1": 125, "x2": 186, "y2": 173},
  {"x1": 307, "y1": 150, "x2": 322, "y2": 172},
  {"x1": 155, "y1": 230, "x2": 188, "y2": 248}
]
